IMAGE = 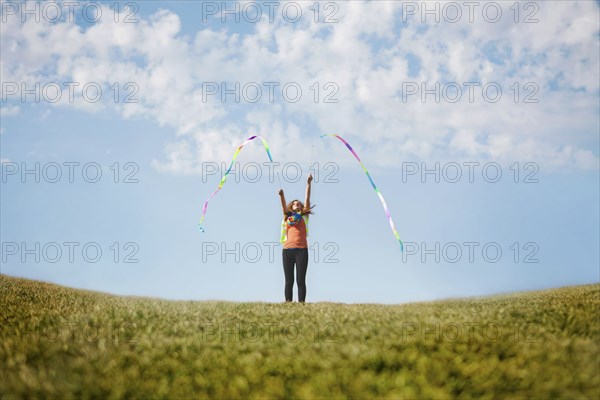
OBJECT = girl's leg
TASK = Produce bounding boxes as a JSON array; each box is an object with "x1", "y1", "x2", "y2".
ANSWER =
[
  {"x1": 282, "y1": 249, "x2": 295, "y2": 302},
  {"x1": 296, "y1": 249, "x2": 309, "y2": 302}
]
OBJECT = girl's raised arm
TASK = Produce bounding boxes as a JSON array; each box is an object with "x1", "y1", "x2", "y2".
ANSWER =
[
  {"x1": 304, "y1": 174, "x2": 313, "y2": 210},
  {"x1": 279, "y1": 189, "x2": 287, "y2": 217}
]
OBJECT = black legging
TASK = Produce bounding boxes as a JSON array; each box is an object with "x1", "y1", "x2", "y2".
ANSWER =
[{"x1": 282, "y1": 248, "x2": 309, "y2": 302}]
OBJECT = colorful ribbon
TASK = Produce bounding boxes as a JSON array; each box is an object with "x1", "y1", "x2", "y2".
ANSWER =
[
  {"x1": 320, "y1": 134, "x2": 404, "y2": 251},
  {"x1": 198, "y1": 135, "x2": 274, "y2": 232}
]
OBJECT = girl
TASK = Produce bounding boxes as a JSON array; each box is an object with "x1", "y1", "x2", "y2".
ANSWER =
[{"x1": 278, "y1": 174, "x2": 314, "y2": 303}]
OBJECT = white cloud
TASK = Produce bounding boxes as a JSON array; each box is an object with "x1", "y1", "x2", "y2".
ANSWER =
[
  {"x1": 0, "y1": 105, "x2": 20, "y2": 117},
  {"x1": 1, "y1": 0, "x2": 598, "y2": 172}
]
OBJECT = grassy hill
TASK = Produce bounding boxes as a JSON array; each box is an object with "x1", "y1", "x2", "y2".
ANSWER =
[{"x1": 1, "y1": 274, "x2": 598, "y2": 399}]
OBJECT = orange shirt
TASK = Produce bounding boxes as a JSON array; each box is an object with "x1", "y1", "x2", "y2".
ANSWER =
[{"x1": 283, "y1": 216, "x2": 308, "y2": 249}]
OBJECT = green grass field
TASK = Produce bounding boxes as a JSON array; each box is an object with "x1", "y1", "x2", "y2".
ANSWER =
[{"x1": 1, "y1": 274, "x2": 598, "y2": 399}]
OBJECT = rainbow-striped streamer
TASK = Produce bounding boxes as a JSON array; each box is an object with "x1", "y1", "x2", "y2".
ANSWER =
[
  {"x1": 320, "y1": 134, "x2": 404, "y2": 251},
  {"x1": 198, "y1": 135, "x2": 273, "y2": 232}
]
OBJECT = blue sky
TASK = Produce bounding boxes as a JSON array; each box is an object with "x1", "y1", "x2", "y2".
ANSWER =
[{"x1": 1, "y1": 0, "x2": 599, "y2": 303}]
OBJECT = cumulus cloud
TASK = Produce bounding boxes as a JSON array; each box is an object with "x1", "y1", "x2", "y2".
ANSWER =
[{"x1": 1, "y1": 0, "x2": 598, "y2": 172}]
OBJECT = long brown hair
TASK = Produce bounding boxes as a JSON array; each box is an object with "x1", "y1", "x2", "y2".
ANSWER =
[{"x1": 286, "y1": 199, "x2": 316, "y2": 216}]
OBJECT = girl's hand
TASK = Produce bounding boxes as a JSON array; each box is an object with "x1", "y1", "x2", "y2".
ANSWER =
[
  {"x1": 307, "y1": 174, "x2": 313, "y2": 184},
  {"x1": 278, "y1": 189, "x2": 284, "y2": 196}
]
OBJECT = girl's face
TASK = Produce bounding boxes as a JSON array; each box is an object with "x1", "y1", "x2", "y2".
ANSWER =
[{"x1": 292, "y1": 200, "x2": 303, "y2": 212}]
